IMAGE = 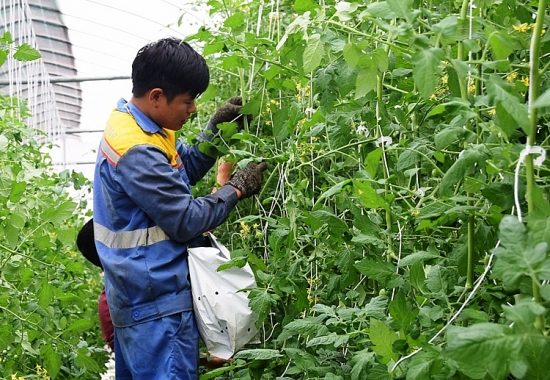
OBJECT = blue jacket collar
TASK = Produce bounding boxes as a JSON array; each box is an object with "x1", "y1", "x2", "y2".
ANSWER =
[{"x1": 116, "y1": 98, "x2": 166, "y2": 136}]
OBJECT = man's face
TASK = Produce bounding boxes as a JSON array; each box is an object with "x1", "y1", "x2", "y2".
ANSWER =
[{"x1": 152, "y1": 92, "x2": 197, "y2": 131}]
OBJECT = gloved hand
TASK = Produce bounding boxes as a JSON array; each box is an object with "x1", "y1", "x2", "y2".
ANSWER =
[
  {"x1": 225, "y1": 162, "x2": 268, "y2": 199},
  {"x1": 211, "y1": 96, "x2": 245, "y2": 126}
]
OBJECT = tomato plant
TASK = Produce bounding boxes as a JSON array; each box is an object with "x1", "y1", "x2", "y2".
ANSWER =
[
  {"x1": 0, "y1": 37, "x2": 107, "y2": 379},
  {"x1": 185, "y1": 0, "x2": 550, "y2": 379}
]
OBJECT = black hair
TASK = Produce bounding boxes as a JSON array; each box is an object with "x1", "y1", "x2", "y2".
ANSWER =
[
  {"x1": 131, "y1": 37, "x2": 210, "y2": 102},
  {"x1": 76, "y1": 218, "x2": 103, "y2": 269}
]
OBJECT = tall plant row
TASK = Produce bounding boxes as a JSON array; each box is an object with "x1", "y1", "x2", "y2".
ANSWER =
[
  {"x1": 0, "y1": 35, "x2": 107, "y2": 379},
  {"x1": 184, "y1": 0, "x2": 550, "y2": 379}
]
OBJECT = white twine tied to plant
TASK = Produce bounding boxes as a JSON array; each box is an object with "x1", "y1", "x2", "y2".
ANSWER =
[
  {"x1": 375, "y1": 136, "x2": 392, "y2": 147},
  {"x1": 514, "y1": 144, "x2": 547, "y2": 222}
]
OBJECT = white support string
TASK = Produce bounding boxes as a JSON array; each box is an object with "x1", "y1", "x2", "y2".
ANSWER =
[{"x1": 514, "y1": 144, "x2": 547, "y2": 222}]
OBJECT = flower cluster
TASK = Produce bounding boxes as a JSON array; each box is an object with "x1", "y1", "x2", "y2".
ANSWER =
[
  {"x1": 513, "y1": 23, "x2": 546, "y2": 36},
  {"x1": 295, "y1": 83, "x2": 311, "y2": 102},
  {"x1": 36, "y1": 364, "x2": 51, "y2": 380},
  {"x1": 239, "y1": 221, "x2": 262, "y2": 238},
  {"x1": 430, "y1": 74, "x2": 449, "y2": 100}
]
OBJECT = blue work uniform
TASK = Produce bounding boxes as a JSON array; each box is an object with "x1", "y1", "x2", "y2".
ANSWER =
[{"x1": 93, "y1": 98, "x2": 238, "y2": 379}]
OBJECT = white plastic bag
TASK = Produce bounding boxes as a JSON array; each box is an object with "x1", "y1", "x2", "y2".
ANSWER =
[{"x1": 187, "y1": 233, "x2": 258, "y2": 359}]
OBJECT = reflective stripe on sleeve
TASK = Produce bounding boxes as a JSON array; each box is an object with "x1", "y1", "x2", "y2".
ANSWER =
[
  {"x1": 94, "y1": 222, "x2": 170, "y2": 249},
  {"x1": 100, "y1": 137, "x2": 121, "y2": 166},
  {"x1": 175, "y1": 153, "x2": 183, "y2": 169}
]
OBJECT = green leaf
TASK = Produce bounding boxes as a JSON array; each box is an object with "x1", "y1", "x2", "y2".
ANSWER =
[
  {"x1": 531, "y1": 87, "x2": 550, "y2": 109},
  {"x1": 425, "y1": 265, "x2": 449, "y2": 293},
  {"x1": 306, "y1": 332, "x2": 349, "y2": 348},
  {"x1": 75, "y1": 348, "x2": 102, "y2": 372},
  {"x1": 439, "y1": 148, "x2": 487, "y2": 196},
  {"x1": 350, "y1": 349, "x2": 376, "y2": 380},
  {"x1": 481, "y1": 182, "x2": 514, "y2": 209},
  {"x1": 399, "y1": 251, "x2": 441, "y2": 266},
  {"x1": 355, "y1": 259, "x2": 396, "y2": 283},
  {"x1": 412, "y1": 48, "x2": 444, "y2": 100},
  {"x1": 486, "y1": 76, "x2": 530, "y2": 135},
  {"x1": 409, "y1": 261, "x2": 428, "y2": 293},
  {"x1": 65, "y1": 319, "x2": 95, "y2": 334},
  {"x1": 217, "y1": 256, "x2": 247, "y2": 271},
  {"x1": 434, "y1": 126, "x2": 470, "y2": 150},
  {"x1": 444, "y1": 323, "x2": 519, "y2": 379},
  {"x1": 41, "y1": 200, "x2": 77, "y2": 224},
  {"x1": 235, "y1": 349, "x2": 282, "y2": 360},
  {"x1": 355, "y1": 58, "x2": 377, "y2": 99},
  {"x1": 248, "y1": 288, "x2": 280, "y2": 326},
  {"x1": 365, "y1": 2, "x2": 397, "y2": 19},
  {"x1": 280, "y1": 315, "x2": 328, "y2": 340},
  {"x1": 396, "y1": 149, "x2": 419, "y2": 171},
  {"x1": 9, "y1": 181, "x2": 25, "y2": 203},
  {"x1": 224, "y1": 13, "x2": 246, "y2": 29},
  {"x1": 373, "y1": 48, "x2": 389, "y2": 72},
  {"x1": 309, "y1": 210, "x2": 348, "y2": 235},
  {"x1": 369, "y1": 318, "x2": 399, "y2": 364},
  {"x1": 199, "y1": 363, "x2": 237, "y2": 380},
  {"x1": 432, "y1": 16, "x2": 458, "y2": 41},
  {"x1": 407, "y1": 349, "x2": 441, "y2": 380},
  {"x1": 353, "y1": 180, "x2": 389, "y2": 210},
  {"x1": 202, "y1": 41, "x2": 225, "y2": 56},
  {"x1": 489, "y1": 31, "x2": 514, "y2": 60},
  {"x1": 334, "y1": 2, "x2": 360, "y2": 22},
  {"x1": 343, "y1": 42, "x2": 363, "y2": 68},
  {"x1": 318, "y1": 179, "x2": 352, "y2": 202},
  {"x1": 365, "y1": 148, "x2": 383, "y2": 178},
  {"x1": 13, "y1": 43, "x2": 41, "y2": 61},
  {"x1": 284, "y1": 347, "x2": 318, "y2": 370},
  {"x1": 294, "y1": 0, "x2": 319, "y2": 14},
  {"x1": 521, "y1": 333, "x2": 550, "y2": 379},
  {"x1": 387, "y1": 0, "x2": 413, "y2": 21},
  {"x1": 40, "y1": 345, "x2": 62, "y2": 378},
  {"x1": 38, "y1": 282, "x2": 54, "y2": 309},
  {"x1": 303, "y1": 33, "x2": 324, "y2": 73},
  {"x1": 492, "y1": 216, "x2": 550, "y2": 286},
  {"x1": 389, "y1": 290, "x2": 418, "y2": 330}
]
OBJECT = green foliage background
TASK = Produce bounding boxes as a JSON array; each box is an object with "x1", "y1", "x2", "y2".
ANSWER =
[
  {"x1": 184, "y1": 0, "x2": 550, "y2": 379},
  {"x1": 0, "y1": 36, "x2": 107, "y2": 379}
]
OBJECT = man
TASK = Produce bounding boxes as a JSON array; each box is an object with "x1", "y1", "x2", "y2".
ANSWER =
[{"x1": 93, "y1": 37, "x2": 267, "y2": 379}]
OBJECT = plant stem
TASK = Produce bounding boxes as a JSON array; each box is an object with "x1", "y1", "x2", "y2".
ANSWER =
[
  {"x1": 465, "y1": 214, "x2": 475, "y2": 290},
  {"x1": 526, "y1": 0, "x2": 547, "y2": 331}
]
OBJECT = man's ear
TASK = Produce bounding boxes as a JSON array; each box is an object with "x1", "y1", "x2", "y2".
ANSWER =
[{"x1": 149, "y1": 88, "x2": 164, "y2": 105}]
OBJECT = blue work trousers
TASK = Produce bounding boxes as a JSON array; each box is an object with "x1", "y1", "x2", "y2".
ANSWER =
[{"x1": 114, "y1": 311, "x2": 199, "y2": 379}]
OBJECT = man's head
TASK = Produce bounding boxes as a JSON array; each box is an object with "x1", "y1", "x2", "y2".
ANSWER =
[
  {"x1": 131, "y1": 38, "x2": 210, "y2": 131},
  {"x1": 132, "y1": 37, "x2": 209, "y2": 102}
]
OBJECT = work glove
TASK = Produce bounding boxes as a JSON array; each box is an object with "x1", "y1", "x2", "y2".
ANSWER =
[
  {"x1": 211, "y1": 96, "x2": 245, "y2": 126},
  {"x1": 225, "y1": 162, "x2": 268, "y2": 199}
]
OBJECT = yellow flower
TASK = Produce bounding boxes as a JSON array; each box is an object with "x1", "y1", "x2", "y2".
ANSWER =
[
  {"x1": 506, "y1": 72, "x2": 518, "y2": 82},
  {"x1": 513, "y1": 23, "x2": 530, "y2": 33},
  {"x1": 240, "y1": 221, "x2": 250, "y2": 233},
  {"x1": 488, "y1": 108, "x2": 497, "y2": 116},
  {"x1": 520, "y1": 76, "x2": 529, "y2": 87}
]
